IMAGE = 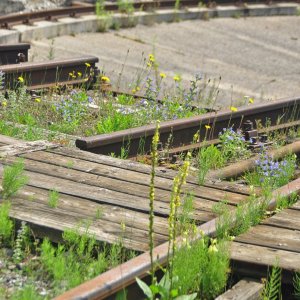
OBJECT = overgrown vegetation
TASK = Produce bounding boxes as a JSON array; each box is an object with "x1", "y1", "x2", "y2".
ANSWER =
[
  {"x1": 261, "y1": 263, "x2": 282, "y2": 300},
  {"x1": 0, "y1": 54, "x2": 218, "y2": 142},
  {"x1": 137, "y1": 126, "x2": 230, "y2": 299},
  {"x1": 0, "y1": 162, "x2": 138, "y2": 298},
  {"x1": 1, "y1": 159, "x2": 28, "y2": 200}
]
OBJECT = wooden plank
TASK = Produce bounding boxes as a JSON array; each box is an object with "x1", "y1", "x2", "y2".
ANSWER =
[
  {"x1": 262, "y1": 209, "x2": 300, "y2": 231},
  {"x1": 48, "y1": 147, "x2": 252, "y2": 196},
  {"x1": 291, "y1": 201, "x2": 300, "y2": 210},
  {"x1": 1, "y1": 164, "x2": 214, "y2": 223},
  {"x1": 10, "y1": 197, "x2": 152, "y2": 251},
  {"x1": 25, "y1": 149, "x2": 249, "y2": 205},
  {"x1": 0, "y1": 140, "x2": 56, "y2": 157},
  {"x1": 0, "y1": 134, "x2": 20, "y2": 145},
  {"x1": 231, "y1": 242, "x2": 300, "y2": 272},
  {"x1": 235, "y1": 224, "x2": 300, "y2": 253},
  {"x1": 16, "y1": 152, "x2": 237, "y2": 212},
  {"x1": 215, "y1": 278, "x2": 263, "y2": 300},
  {"x1": 17, "y1": 185, "x2": 169, "y2": 236}
]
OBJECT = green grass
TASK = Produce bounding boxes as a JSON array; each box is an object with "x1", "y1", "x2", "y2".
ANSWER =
[{"x1": 11, "y1": 285, "x2": 44, "y2": 300}]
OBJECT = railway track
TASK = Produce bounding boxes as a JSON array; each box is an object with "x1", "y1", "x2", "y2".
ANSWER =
[
  {"x1": 0, "y1": 43, "x2": 30, "y2": 65},
  {"x1": 0, "y1": 0, "x2": 298, "y2": 29},
  {"x1": 76, "y1": 96, "x2": 300, "y2": 157},
  {"x1": 0, "y1": 55, "x2": 99, "y2": 90},
  {"x1": 54, "y1": 175, "x2": 300, "y2": 300}
]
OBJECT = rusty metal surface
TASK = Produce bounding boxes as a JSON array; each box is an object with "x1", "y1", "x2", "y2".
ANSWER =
[
  {"x1": 76, "y1": 96, "x2": 300, "y2": 157},
  {"x1": 55, "y1": 177, "x2": 300, "y2": 300},
  {"x1": 0, "y1": 43, "x2": 30, "y2": 65},
  {"x1": 0, "y1": 56, "x2": 99, "y2": 89}
]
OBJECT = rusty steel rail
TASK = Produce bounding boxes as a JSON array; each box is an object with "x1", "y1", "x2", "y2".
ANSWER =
[
  {"x1": 0, "y1": 56, "x2": 99, "y2": 90},
  {"x1": 55, "y1": 177, "x2": 300, "y2": 300},
  {"x1": 0, "y1": 0, "x2": 296, "y2": 29},
  {"x1": 76, "y1": 96, "x2": 300, "y2": 157},
  {"x1": 0, "y1": 43, "x2": 30, "y2": 65}
]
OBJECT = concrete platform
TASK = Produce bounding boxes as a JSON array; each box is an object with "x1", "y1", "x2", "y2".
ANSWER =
[{"x1": 29, "y1": 16, "x2": 300, "y2": 107}]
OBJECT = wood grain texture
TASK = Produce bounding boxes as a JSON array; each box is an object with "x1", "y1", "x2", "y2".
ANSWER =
[
  {"x1": 231, "y1": 242, "x2": 300, "y2": 272},
  {"x1": 235, "y1": 224, "x2": 300, "y2": 252},
  {"x1": 215, "y1": 278, "x2": 263, "y2": 300}
]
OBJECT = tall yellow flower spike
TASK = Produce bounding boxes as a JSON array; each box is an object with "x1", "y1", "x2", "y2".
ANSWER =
[
  {"x1": 18, "y1": 76, "x2": 24, "y2": 83},
  {"x1": 160, "y1": 72, "x2": 166, "y2": 79},
  {"x1": 85, "y1": 62, "x2": 91, "y2": 67},
  {"x1": 230, "y1": 106, "x2": 238, "y2": 112},
  {"x1": 249, "y1": 98, "x2": 254, "y2": 104},
  {"x1": 205, "y1": 125, "x2": 211, "y2": 129}
]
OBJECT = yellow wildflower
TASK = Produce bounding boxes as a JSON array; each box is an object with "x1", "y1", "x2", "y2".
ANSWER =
[
  {"x1": 230, "y1": 106, "x2": 238, "y2": 112},
  {"x1": 173, "y1": 75, "x2": 181, "y2": 82},
  {"x1": 68, "y1": 72, "x2": 73, "y2": 77},
  {"x1": 160, "y1": 72, "x2": 166, "y2": 79},
  {"x1": 147, "y1": 62, "x2": 152, "y2": 68},
  {"x1": 77, "y1": 71, "x2": 82, "y2": 77},
  {"x1": 249, "y1": 97, "x2": 254, "y2": 104},
  {"x1": 205, "y1": 124, "x2": 211, "y2": 130},
  {"x1": 2, "y1": 101, "x2": 7, "y2": 107},
  {"x1": 35, "y1": 98, "x2": 41, "y2": 103},
  {"x1": 132, "y1": 88, "x2": 136, "y2": 94},
  {"x1": 136, "y1": 86, "x2": 140, "y2": 91},
  {"x1": 18, "y1": 76, "x2": 24, "y2": 83},
  {"x1": 148, "y1": 54, "x2": 155, "y2": 62},
  {"x1": 101, "y1": 76, "x2": 110, "y2": 83},
  {"x1": 85, "y1": 62, "x2": 91, "y2": 67}
]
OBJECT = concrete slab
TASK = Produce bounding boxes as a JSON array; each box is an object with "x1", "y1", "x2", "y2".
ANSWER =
[
  {"x1": 29, "y1": 16, "x2": 300, "y2": 107},
  {"x1": 0, "y1": 29, "x2": 20, "y2": 44}
]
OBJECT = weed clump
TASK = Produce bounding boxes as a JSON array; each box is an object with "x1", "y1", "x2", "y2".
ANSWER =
[
  {"x1": 172, "y1": 237, "x2": 229, "y2": 299},
  {"x1": 1, "y1": 159, "x2": 28, "y2": 200}
]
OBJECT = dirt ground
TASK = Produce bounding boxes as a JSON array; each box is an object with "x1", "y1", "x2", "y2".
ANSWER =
[{"x1": 30, "y1": 15, "x2": 300, "y2": 107}]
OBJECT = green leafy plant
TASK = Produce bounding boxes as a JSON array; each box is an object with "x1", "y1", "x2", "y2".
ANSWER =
[
  {"x1": 261, "y1": 262, "x2": 282, "y2": 300},
  {"x1": 218, "y1": 127, "x2": 250, "y2": 162},
  {"x1": 95, "y1": 0, "x2": 106, "y2": 16},
  {"x1": 137, "y1": 272, "x2": 197, "y2": 300},
  {"x1": 1, "y1": 159, "x2": 28, "y2": 200},
  {"x1": 294, "y1": 272, "x2": 300, "y2": 299},
  {"x1": 117, "y1": 0, "x2": 134, "y2": 14},
  {"x1": 172, "y1": 237, "x2": 229, "y2": 299},
  {"x1": 245, "y1": 153, "x2": 297, "y2": 189},
  {"x1": 0, "y1": 201, "x2": 14, "y2": 246},
  {"x1": 11, "y1": 285, "x2": 43, "y2": 300},
  {"x1": 13, "y1": 221, "x2": 30, "y2": 262}
]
